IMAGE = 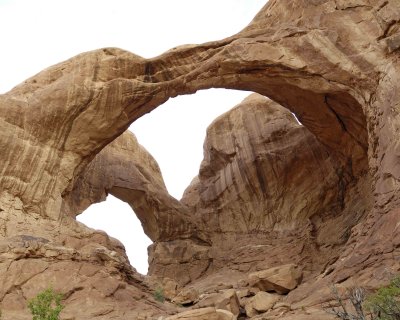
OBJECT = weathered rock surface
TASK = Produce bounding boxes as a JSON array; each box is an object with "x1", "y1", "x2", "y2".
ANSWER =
[
  {"x1": 0, "y1": 230, "x2": 173, "y2": 320},
  {"x1": 63, "y1": 130, "x2": 200, "y2": 242},
  {"x1": 171, "y1": 287, "x2": 200, "y2": 306},
  {"x1": 149, "y1": 238, "x2": 212, "y2": 286},
  {"x1": 196, "y1": 289, "x2": 241, "y2": 316},
  {"x1": 151, "y1": 95, "x2": 367, "y2": 287},
  {"x1": 244, "y1": 291, "x2": 281, "y2": 317},
  {"x1": 164, "y1": 307, "x2": 236, "y2": 320},
  {"x1": 248, "y1": 264, "x2": 302, "y2": 294},
  {"x1": 182, "y1": 94, "x2": 343, "y2": 233},
  {"x1": 1, "y1": 0, "x2": 400, "y2": 319}
]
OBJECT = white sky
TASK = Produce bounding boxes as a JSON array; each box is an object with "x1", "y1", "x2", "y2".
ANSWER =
[{"x1": 0, "y1": 0, "x2": 267, "y2": 274}]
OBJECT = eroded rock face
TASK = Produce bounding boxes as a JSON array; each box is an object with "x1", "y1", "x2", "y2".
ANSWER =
[
  {"x1": 182, "y1": 94, "x2": 344, "y2": 233},
  {"x1": 63, "y1": 130, "x2": 200, "y2": 242},
  {"x1": 0, "y1": 224, "x2": 174, "y2": 319},
  {"x1": 1, "y1": 0, "x2": 400, "y2": 319},
  {"x1": 0, "y1": 0, "x2": 383, "y2": 222},
  {"x1": 248, "y1": 264, "x2": 303, "y2": 294},
  {"x1": 196, "y1": 289, "x2": 241, "y2": 316},
  {"x1": 164, "y1": 307, "x2": 236, "y2": 320},
  {"x1": 150, "y1": 94, "x2": 370, "y2": 288}
]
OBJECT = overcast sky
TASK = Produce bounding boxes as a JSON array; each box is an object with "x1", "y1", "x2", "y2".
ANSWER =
[{"x1": 0, "y1": 0, "x2": 267, "y2": 274}]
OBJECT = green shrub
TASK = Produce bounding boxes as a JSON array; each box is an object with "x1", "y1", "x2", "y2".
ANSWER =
[
  {"x1": 366, "y1": 275, "x2": 400, "y2": 320},
  {"x1": 324, "y1": 275, "x2": 400, "y2": 320},
  {"x1": 154, "y1": 287, "x2": 165, "y2": 303},
  {"x1": 28, "y1": 287, "x2": 64, "y2": 320}
]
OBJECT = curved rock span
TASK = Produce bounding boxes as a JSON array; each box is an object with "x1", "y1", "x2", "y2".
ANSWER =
[{"x1": 0, "y1": 0, "x2": 400, "y2": 319}]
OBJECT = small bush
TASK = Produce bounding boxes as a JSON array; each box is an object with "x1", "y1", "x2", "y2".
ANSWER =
[
  {"x1": 28, "y1": 287, "x2": 64, "y2": 320},
  {"x1": 154, "y1": 287, "x2": 165, "y2": 303},
  {"x1": 324, "y1": 275, "x2": 400, "y2": 320},
  {"x1": 366, "y1": 275, "x2": 400, "y2": 319}
]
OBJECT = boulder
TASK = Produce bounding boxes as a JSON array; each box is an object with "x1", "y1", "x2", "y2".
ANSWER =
[
  {"x1": 252, "y1": 292, "x2": 281, "y2": 312},
  {"x1": 172, "y1": 287, "x2": 199, "y2": 305},
  {"x1": 249, "y1": 264, "x2": 302, "y2": 294},
  {"x1": 197, "y1": 289, "x2": 240, "y2": 316},
  {"x1": 244, "y1": 291, "x2": 280, "y2": 317},
  {"x1": 165, "y1": 307, "x2": 236, "y2": 320}
]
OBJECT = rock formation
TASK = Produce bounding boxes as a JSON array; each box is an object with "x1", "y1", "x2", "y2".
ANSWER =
[
  {"x1": 182, "y1": 94, "x2": 345, "y2": 233},
  {"x1": 0, "y1": 0, "x2": 400, "y2": 319},
  {"x1": 62, "y1": 130, "x2": 200, "y2": 242},
  {"x1": 149, "y1": 94, "x2": 369, "y2": 287}
]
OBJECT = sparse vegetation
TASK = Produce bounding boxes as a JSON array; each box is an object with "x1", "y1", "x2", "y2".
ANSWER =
[
  {"x1": 366, "y1": 275, "x2": 400, "y2": 319},
  {"x1": 325, "y1": 285, "x2": 372, "y2": 319},
  {"x1": 28, "y1": 287, "x2": 64, "y2": 320},
  {"x1": 324, "y1": 275, "x2": 400, "y2": 320},
  {"x1": 154, "y1": 287, "x2": 165, "y2": 303}
]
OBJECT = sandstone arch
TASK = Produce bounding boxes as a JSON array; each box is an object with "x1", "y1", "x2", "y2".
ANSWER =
[
  {"x1": 1, "y1": 1, "x2": 400, "y2": 318},
  {"x1": 1, "y1": 0, "x2": 389, "y2": 223},
  {"x1": 63, "y1": 130, "x2": 201, "y2": 242}
]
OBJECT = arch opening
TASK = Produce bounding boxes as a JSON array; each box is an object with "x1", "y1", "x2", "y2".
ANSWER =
[
  {"x1": 130, "y1": 88, "x2": 254, "y2": 199},
  {"x1": 77, "y1": 194, "x2": 152, "y2": 275},
  {"x1": 130, "y1": 87, "x2": 372, "y2": 285},
  {"x1": 61, "y1": 83, "x2": 371, "y2": 285}
]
